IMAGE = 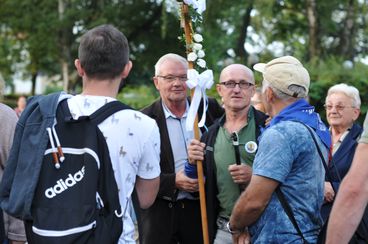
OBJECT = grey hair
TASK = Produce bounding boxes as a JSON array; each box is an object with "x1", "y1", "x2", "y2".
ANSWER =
[
  {"x1": 262, "y1": 79, "x2": 307, "y2": 100},
  {"x1": 154, "y1": 53, "x2": 188, "y2": 76},
  {"x1": 326, "y1": 83, "x2": 361, "y2": 108}
]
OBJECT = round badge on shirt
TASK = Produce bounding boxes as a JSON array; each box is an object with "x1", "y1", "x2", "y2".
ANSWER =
[{"x1": 245, "y1": 141, "x2": 257, "y2": 153}]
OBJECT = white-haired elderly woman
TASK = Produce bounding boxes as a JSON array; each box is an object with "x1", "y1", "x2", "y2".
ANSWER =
[{"x1": 321, "y1": 83, "x2": 363, "y2": 222}]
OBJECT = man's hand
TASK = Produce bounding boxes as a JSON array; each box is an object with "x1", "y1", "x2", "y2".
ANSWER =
[
  {"x1": 232, "y1": 231, "x2": 251, "y2": 244},
  {"x1": 175, "y1": 169, "x2": 199, "y2": 192},
  {"x1": 324, "y1": 181, "x2": 335, "y2": 203},
  {"x1": 188, "y1": 139, "x2": 206, "y2": 164},
  {"x1": 228, "y1": 164, "x2": 252, "y2": 185}
]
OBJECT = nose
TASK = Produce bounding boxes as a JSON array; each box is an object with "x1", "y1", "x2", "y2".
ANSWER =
[
  {"x1": 172, "y1": 78, "x2": 182, "y2": 85},
  {"x1": 330, "y1": 106, "x2": 339, "y2": 113},
  {"x1": 233, "y1": 83, "x2": 241, "y2": 91}
]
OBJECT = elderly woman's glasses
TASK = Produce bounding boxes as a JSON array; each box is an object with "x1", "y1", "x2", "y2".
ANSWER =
[{"x1": 324, "y1": 104, "x2": 354, "y2": 111}]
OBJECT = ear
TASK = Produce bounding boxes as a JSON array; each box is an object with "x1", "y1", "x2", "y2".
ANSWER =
[
  {"x1": 352, "y1": 108, "x2": 361, "y2": 121},
  {"x1": 264, "y1": 86, "x2": 274, "y2": 103},
  {"x1": 74, "y1": 59, "x2": 85, "y2": 77},
  {"x1": 153, "y1": 76, "x2": 160, "y2": 90},
  {"x1": 121, "y1": 61, "x2": 133, "y2": 79},
  {"x1": 216, "y1": 84, "x2": 223, "y2": 97}
]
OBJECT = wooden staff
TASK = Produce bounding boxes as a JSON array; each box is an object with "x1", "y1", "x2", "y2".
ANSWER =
[{"x1": 178, "y1": 2, "x2": 209, "y2": 244}]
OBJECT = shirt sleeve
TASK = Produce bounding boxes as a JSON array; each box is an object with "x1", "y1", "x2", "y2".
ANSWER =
[
  {"x1": 137, "y1": 121, "x2": 161, "y2": 179},
  {"x1": 252, "y1": 127, "x2": 294, "y2": 183}
]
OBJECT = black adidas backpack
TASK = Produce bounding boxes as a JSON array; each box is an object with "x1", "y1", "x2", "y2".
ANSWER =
[{"x1": 24, "y1": 99, "x2": 130, "y2": 244}]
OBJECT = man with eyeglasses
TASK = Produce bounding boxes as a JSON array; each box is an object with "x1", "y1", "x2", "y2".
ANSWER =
[
  {"x1": 187, "y1": 64, "x2": 268, "y2": 243},
  {"x1": 135, "y1": 53, "x2": 223, "y2": 244},
  {"x1": 225, "y1": 56, "x2": 330, "y2": 243}
]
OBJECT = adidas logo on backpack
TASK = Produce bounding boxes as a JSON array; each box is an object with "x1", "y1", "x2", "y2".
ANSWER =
[{"x1": 44, "y1": 166, "x2": 85, "y2": 199}]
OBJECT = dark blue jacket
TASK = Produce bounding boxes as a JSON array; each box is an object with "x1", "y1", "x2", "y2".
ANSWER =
[
  {"x1": 0, "y1": 92, "x2": 71, "y2": 220},
  {"x1": 321, "y1": 123, "x2": 363, "y2": 221}
]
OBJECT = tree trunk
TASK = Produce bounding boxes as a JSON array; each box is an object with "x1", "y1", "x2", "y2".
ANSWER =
[
  {"x1": 306, "y1": 0, "x2": 319, "y2": 61},
  {"x1": 58, "y1": 0, "x2": 70, "y2": 92},
  {"x1": 235, "y1": 0, "x2": 254, "y2": 63},
  {"x1": 337, "y1": 0, "x2": 356, "y2": 59},
  {"x1": 61, "y1": 60, "x2": 69, "y2": 92},
  {"x1": 31, "y1": 71, "x2": 38, "y2": 96}
]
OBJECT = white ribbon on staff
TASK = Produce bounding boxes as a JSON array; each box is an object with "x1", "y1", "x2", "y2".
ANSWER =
[
  {"x1": 183, "y1": 0, "x2": 206, "y2": 15},
  {"x1": 186, "y1": 69, "x2": 214, "y2": 131}
]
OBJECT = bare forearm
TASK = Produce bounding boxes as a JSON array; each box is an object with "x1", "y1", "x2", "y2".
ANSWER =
[
  {"x1": 135, "y1": 176, "x2": 160, "y2": 209},
  {"x1": 230, "y1": 194, "x2": 265, "y2": 230},
  {"x1": 229, "y1": 175, "x2": 277, "y2": 231},
  {"x1": 326, "y1": 185, "x2": 367, "y2": 243},
  {"x1": 326, "y1": 144, "x2": 368, "y2": 243}
]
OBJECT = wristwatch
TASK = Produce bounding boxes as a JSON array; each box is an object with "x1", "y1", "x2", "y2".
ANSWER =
[{"x1": 226, "y1": 221, "x2": 244, "y2": 235}]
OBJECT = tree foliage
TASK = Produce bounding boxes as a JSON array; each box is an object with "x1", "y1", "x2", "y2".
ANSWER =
[{"x1": 0, "y1": 0, "x2": 367, "y2": 116}]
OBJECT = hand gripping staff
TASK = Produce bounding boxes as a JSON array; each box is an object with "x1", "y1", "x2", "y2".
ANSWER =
[
  {"x1": 178, "y1": 1, "x2": 209, "y2": 243},
  {"x1": 231, "y1": 132, "x2": 241, "y2": 165}
]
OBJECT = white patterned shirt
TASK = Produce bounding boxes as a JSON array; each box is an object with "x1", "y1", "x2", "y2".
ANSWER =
[{"x1": 67, "y1": 95, "x2": 161, "y2": 244}]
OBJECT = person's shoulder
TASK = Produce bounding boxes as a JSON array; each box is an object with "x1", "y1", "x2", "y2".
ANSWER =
[
  {"x1": 252, "y1": 107, "x2": 268, "y2": 125},
  {"x1": 116, "y1": 109, "x2": 157, "y2": 128},
  {"x1": 207, "y1": 97, "x2": 224, "y2": 112},
  {"x1": 206, "y1": 115, "x2": 223, "y2": 132},
  {"x1": 0, "y1": 103, "x2": 16, "y2": 114},
  {"x1": 0, "y1": 103, "x2": 18, "y2": 121},
  {"x1": 140, "y1": 99, "x2": 161, "y2": 115},
  {"x1": 207, "y1": 97, "x2": 219, "y2": 105},
  {"x1": 263, "y1": 121, "x2": 305, "y2": 141},
  {"x1": 272, "y1": 120, "x2": 305, "y2": 130}
]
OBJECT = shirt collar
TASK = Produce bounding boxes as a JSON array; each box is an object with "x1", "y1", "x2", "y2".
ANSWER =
[
  {"x1": 219, "y1": 106, "x2": 255, "y2": 127},
  {"x1": 329, "y1": 127, "x2": 352, "y2": 143},
  {"x1": 162, "y1": 100, "x2": 190, "y2": 119}
]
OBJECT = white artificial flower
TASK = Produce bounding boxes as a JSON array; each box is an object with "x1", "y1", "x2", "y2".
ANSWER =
[
  {"x1": 183, "y1": 0, "x2": 206, "y2": 15},
  {"x1": 197, "y1": 58, "x2": 206, "y2": 68},
  {"x1": 197, "y1": 50, "x2": 205, "y2": 58},
  {"x1": 187, "y1": 52, "x2": 198, "y2": 61},
  {"x1": 193, "y1": 33, "x2": 203, "y2": 43},
  {"x1": 193, "y1": 43, "x2": 203, "y2": 51},
  {"x1": 183, "y1": 0, "x2": 195, "y2": 6}
]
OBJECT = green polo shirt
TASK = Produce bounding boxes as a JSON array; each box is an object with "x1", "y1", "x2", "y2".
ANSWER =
[{"x1": 214, "y1": 108, "x2": 258, "y2": 218}]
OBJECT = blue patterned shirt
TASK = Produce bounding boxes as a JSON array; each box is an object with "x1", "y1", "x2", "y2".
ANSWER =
[{"x1": 250, "y1": 121, "x2": 326, "y2": 244}]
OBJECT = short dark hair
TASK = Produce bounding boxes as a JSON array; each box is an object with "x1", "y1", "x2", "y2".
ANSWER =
[{"x1": 78, "y1": 24, "x2": 129, "y2": 80}]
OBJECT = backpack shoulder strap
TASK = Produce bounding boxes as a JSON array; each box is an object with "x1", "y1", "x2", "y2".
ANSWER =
[
  {"x1": 90, "y1": 101, "x2": 132, "y2": 125},
  {"x1": 56, "y1": 100, "x2": 132, "y2": 124}
]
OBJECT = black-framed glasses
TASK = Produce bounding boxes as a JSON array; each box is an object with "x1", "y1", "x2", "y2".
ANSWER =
[
  {"x1": 324, "y1": 104, "x2": 354, "y2": 111},
  {"x1": 220, "y1": 80, "x2": 254, "y2": 89},
  {"x1": 156, "y1": 75, "x2": 187, "y2": 83}
]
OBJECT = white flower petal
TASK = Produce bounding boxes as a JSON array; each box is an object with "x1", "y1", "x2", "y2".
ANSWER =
[
  {"x1": 187, "y1": 52, "x2": 198, "y2": 62},
  {"x1": 196, "y1": 59, "x2": 206, "y2": 68},
  {"x1": 193, "y1": 43, "x2": 203, "y2": 51},
  {"x1": 193, "y1": 33, "x2": 203, "y2": 42},
  {"x1": 183, "y1": 0, "x2": 194, "y2": 5},
  {"x1": 197, "y1": 50, "x2": 205, "y2": 58}
]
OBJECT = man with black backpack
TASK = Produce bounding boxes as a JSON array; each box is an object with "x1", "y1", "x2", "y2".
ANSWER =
[{"x1": 0, "y1": 25, "x2": 160, "y2": 244}]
